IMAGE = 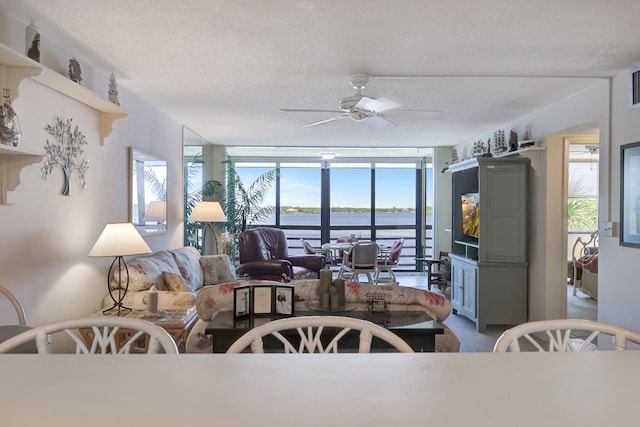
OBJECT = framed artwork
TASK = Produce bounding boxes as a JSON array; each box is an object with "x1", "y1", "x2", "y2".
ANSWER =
[
  {"x1": 233, "y1": 285, "x2": 251, "y2": 318},
  {"x1": 274, "y1": 285, "x2": 295, "y2": 316},
  {"x1": 252, "y1": 285, "x2": 273, "y2": 315},
  {"x1": 620, "y1": 142, "x2": 640, "y2": 248}
]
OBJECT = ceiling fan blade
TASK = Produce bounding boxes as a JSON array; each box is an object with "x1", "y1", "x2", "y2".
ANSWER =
[
  {"x1": 280, "y1": 108, "x2": 343, "y2": 113},
  {"x1": 356, "y1": 96, "x2": 401, "y2": 113},
  {"x1": 393, "y1": 109, "x2": 443, "y2": 119},
  {"x1": 366, "y1": 116, "x2": 397, "y2": 130},
  {"x1": 302, "y1": 117, "x2": 339, "y2": 128}
]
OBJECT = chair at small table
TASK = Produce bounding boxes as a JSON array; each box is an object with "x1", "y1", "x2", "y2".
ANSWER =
[
  {"x1": 301, "y1": 238, "x2": 332, "y2": 264},
  {"x1": 374, "y1": 239, "x2": 404, "y2": 283},
  {"x1": 0, "y1": 284, "x2": 36, "y2": 353},
  {"x1": 423, "y1": 251, "x2": 451, "y2": 291},
  {"x1": 337, "y1": 241, "x2": 379, "y2": 283},
  {"x1": 226, "y1": 315, "x2": 414, "y2": 353},
  {"x1": 493, "y1": 319, "x2": 640, "y2": 352},
  {"x1": 0, "y1": 316, "x2": 179, "y2": 354}
]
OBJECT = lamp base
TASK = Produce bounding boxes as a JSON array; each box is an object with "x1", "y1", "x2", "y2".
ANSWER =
[{"x1": 105, "y1": 256, "x2": 132, "y2": 316}]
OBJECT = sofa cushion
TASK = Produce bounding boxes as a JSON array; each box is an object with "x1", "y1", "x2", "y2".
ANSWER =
[
  {"x1": 110, "y1": 250, "x2": 180, "y2": 292},
  {"x1": 163, "y1": 271, "x2": 191, "y2": 292},
  {"x1": 171, "y1": 246, "x2": 204, "y2": 291},
  {"x1": 200, "y1": 254, "x2": 236, "y2": 285}
]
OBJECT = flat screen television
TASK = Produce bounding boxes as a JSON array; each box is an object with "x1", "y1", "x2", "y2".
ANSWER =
[{"x1": 461, "y1": 193, "x2": 479, "y2": 238}]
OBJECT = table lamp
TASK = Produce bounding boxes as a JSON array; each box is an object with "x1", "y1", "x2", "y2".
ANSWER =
[
  {"x1": 89, "y1": 222, "x2": 151, "y2": 316},
  {"x1": 189, "y1": 201, "x2": 227, "y2": 255}
]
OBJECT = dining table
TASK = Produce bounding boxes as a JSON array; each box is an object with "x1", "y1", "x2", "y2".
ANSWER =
[{"x1": 1, "y1": 352, "x2": 638, "y2": 426}]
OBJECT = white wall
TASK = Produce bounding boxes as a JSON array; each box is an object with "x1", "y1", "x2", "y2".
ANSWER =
[
  {"x1": 0, "y1": 14, "x2": 184, "y2": 325},
  {"x1": 453, "y1": 80, "x2": 610, "y2": 323},
  {"x1": 599, "y1": 71, "x2": 640, "y2": 333}
]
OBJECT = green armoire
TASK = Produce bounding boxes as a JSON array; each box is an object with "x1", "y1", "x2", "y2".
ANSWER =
[{"x1": 448, "y1": 156, "x2": 530, "y2": 332}]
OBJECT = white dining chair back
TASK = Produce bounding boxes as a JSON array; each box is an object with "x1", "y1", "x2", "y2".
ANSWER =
[
  {"x1": 374, "y1": 239, "x2": 404, "y2": 283},
  {"x1": 493, "y1": 319, "x2": 640, "y2": 352},
  {"x1": 226, "y1": 315, "x2": 414, "y2": 354},
  {"x1": 0, "y1": 316, "x2": 179, "y2": 354},
  {"x1": 0, "y1": 284, "x2": 26, "y2": 325},
  {"x1": 337, "y1": 241, "x2": 380, "y2": 283}
]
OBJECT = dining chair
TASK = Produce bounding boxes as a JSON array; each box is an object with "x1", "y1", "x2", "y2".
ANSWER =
[
  {"x1": 493, "y1": 319, "x2": 640, "y2": 352},
  {"x1": 0, "y1": 316, "x2": 179, "y2": 354},
  {"x1": 226, "y1": 315, "x2": 414, "y2": 353},
  {"x1": 374, "y1": 239, "x2": 404, "y2": 283},
  {"x1": 0, "y1": 284, "x2": 36, "y2": 353},
  {"x1": 0, "y1": 284, "x2": 26, "y2": 325},
  {"x1": 423, "y1": 251, "x2": 451, "y2": 291},
  {"x1": 300, "y1": 238, "x2": 331, "y2": 263},
  {"x1": 337, "y1": 241, "x2": 380, "y2": 283}
]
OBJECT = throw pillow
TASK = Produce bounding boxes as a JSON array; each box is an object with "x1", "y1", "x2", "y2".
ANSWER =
[
  {"x1": 200, "y1": 255, "x2": 236, "y2": 285},
  {"x1": 163, "y1": 271, "x2": 191, "y2": 292}
]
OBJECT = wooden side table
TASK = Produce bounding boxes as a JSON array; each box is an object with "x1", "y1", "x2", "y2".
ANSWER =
[{"x1": 87, "y1": 307, "x2": 198, "y2": 353}]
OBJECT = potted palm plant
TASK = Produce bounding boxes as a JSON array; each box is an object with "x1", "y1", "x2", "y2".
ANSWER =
[{"x1": 202, "y1": 157, "x2": 276, "y2": 257}]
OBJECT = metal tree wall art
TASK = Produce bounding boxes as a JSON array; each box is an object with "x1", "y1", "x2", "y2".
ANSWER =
[{"x1": 41, "y1": 117, "x2": 89, "y2": 196}]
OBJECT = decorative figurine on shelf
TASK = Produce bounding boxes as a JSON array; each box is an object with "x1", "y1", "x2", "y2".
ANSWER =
[
  {"x1": 523, "y1": 125, "x2": 532, "y2": 141},
  {"x1": 68, "y1": 57, "x2": 82, "y2": 84},
  {"x1": 483, "y1": 138, "x2": 493, "y2": 157},
  {"x1": 0, "y1": 89, "x2": 21, "y2": 147},
  {"x1": 26, "y1": 19, "x2": 40, "y2": 62},
  {"x1": 509, "y1": 129, "x2": 518, "y2": 152},
  {"x1": 41, "y1": 116, "x2": 89, "y2": 196},
  {"x1": 493, "y1": 129, "x2": 507, "y2": 154},
  {"x1": 108, "y1": 72, "x2": 120, "y2": 106},
  {"x1": 27, "y1": 33, "x2": 40, "y2": 63},
  {"x1": 451, "y1": 148, "x2": 459, "y2": 163},
  {"x1": 472, "y1": 139, "x2": 485, "y2": 157}
]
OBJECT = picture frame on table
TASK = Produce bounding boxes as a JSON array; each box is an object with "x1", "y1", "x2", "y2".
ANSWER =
[
  {"x1": 252, "y1": 285, "x2": 273, "y2": 315},
  {"x1": 233, "y1": 285, "x2": 251, "y2": 318},
  {"x1": 620, "y1": 141, "x2": 640, "y2": 248},
  {"x1": 274, "y1": 285, "x2": 295, "y2": 316}
]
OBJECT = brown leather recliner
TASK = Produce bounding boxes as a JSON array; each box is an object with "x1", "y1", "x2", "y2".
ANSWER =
[{"x1": 237, "y1": 227, "x2": 326, "y2": 281}]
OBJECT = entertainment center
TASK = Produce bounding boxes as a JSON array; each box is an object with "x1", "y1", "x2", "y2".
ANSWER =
[{"x1": 448, "y1": 156, "x2": 530, "y2": 332}]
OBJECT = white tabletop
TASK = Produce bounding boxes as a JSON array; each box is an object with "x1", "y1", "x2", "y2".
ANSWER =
[{"x1": 0, "y1": 352, "x2": 637, "y2": 426}]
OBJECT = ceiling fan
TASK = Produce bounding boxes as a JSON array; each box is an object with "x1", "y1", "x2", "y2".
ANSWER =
[{"x1": 280, "y1": 74, "x2": 442, "y2": 130}]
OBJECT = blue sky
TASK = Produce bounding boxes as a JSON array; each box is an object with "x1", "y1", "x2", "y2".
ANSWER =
[{"x1": 237, "y1": 165, "x2": 430, "y2": 209}]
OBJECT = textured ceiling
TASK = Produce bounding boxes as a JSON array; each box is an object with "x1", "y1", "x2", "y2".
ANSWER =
[{"x1": 3, "y1": 0, "x2": 640, "y2": 150}]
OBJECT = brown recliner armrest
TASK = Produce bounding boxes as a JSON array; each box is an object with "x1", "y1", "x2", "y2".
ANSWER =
[
  {"x1": 236, "y1": 260, "x2": 293, "y2": 280},
  {"x1": 288, "y1": 255, "x2": 326, "y2": 272}
]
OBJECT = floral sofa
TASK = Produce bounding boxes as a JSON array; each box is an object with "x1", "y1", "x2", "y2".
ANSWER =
[
  {"x1": 186, "y1": 279, "x2": 460, "y2": 353},
  {"x1": 103, "y1": 246, "x2": 236, "y2": 310}
]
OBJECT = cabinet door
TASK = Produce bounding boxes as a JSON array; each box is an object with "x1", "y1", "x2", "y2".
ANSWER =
[
  {"x1": 451, "y1": 258, "x2": 477, "y2": 319},
  {"x1": 479, "y1": 163, "x2": 528, "y2": 263},
  {"x1": 461, "y1": 264, "x2": 477, "y2": 318},
  {"x1": 450, "y1": 261, "x2": 464, "y2": 310}
]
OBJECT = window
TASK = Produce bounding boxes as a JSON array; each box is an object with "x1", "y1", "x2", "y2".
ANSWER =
[{"x1": 568, "y1": 153, "x2": 598, "y2": 232}]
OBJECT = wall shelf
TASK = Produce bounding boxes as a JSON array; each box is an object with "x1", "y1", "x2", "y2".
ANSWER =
[
  {"x1": 0, "y1": 41, "x2": 128, "y2": 204},
  {"x1": 0, "y1": 42, "x2": 127, "y2": 145},
  {"x1": 446, "y1": 146, "x2": 545, "y2": 173},
  {"x1": 0, "y1": 145, "x2": 43, "y2": 205}
]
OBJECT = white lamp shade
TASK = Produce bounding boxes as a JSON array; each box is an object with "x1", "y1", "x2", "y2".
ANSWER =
[
  {"x1": 189, "y1": 201, "x2": 227, "y2": 223},
  {"x1": 89, "y1": 223, "x2": 152, "y2": 257},
  {"x1": 144, "y1": 200, "x2": 167, "y2": 222}
]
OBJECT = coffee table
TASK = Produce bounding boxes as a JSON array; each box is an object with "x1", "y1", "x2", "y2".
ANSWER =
[
  {"x1": 205, "y1": 307, "x2": 443, "y2": 353},
  {"x1": 87, "y1": 307, "x2": 198, "y2": 353}
]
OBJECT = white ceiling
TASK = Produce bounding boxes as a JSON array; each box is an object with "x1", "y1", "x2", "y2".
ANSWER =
[{"x1": 3, "y1": 0, "x2": 640, "y2": 151}]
